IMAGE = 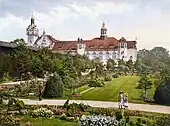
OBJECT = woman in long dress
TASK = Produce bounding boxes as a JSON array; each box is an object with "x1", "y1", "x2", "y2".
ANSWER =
[
  {"x1": 123, "y1": 93, "x2": 128, "y2": 109},
  {"x1": 118, "y1": 91, "x2": 123, "y2": 109}
]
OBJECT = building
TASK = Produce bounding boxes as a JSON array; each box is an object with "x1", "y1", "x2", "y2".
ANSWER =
[
  {"x1": 26, "y1": 16, "x2": 55, "y2": 49},
  {"x1": 0, "y1": 17, "x2": 137, "y2": 64},
  {"x1": 50, "y1": 23, "x2": 137, "y2": 64}
]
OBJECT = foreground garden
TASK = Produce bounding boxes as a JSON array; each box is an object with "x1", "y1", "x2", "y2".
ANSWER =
[{"x1": 0, "y1": 98, "x2": 170, "y2": 126}]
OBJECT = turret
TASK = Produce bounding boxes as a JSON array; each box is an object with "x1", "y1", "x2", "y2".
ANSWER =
[
  {"x1": 100, "y1": 22, "x2": 107, "y2": 40},
  {"x1": 77, "y1": 37, "x2": 85, "y2": 55}
]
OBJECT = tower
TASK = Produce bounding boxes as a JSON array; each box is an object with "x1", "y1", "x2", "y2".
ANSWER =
[
  {"x1": 100, "y1": 22, "x2": 107, "y2": 40},
  {"x1": 26, "y1": 14, "x2": 39, "y2": 46},
  {"x1": 118, "y1": 37, "x2": 128, "y2": 61},
  {"x1": 77, "y1": 37, "x2": 85, "y2": 55}
]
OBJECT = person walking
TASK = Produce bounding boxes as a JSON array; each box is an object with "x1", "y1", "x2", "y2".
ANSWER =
[
  {"x1": 38, "y1": 82, "x2": 44, "y2": 101},
  {"x1": 118, "y1": 91, "x2": 124, "y2": 109},
  {"x1": 123, "y1": 93, "x2": 128, "y2": 109}
]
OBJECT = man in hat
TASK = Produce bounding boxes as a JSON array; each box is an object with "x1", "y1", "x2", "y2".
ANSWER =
[
  {"x1": 123, "y1": 93, "x2": 128, "y2": 109},
  {"x1": 118, "y1": 90, "x2": 123, "y2": 109}
]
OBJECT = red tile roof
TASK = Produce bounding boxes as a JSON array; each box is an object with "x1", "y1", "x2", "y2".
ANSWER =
[{"x1": 51, "y1": 36, "x2": 137, "y2": 51}]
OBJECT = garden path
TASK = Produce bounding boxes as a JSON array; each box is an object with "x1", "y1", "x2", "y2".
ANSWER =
[{"x1": 21, "y1": 99, "x2": 170, "y2": 114}]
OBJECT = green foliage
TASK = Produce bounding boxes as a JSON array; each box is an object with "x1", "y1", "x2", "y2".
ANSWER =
[
  {"x1": 87, "y1": 78, "x2": 104, "y2": 87},
  {"x1": 106, "y1": 58, "x2": 115, "y2": 71},
  {"x1": 104, "y1": 74, "x2": 112, "y2": 81},
  {"x1": 0, "y1": 72, "x2": 13, "y2": 83},
  {"x1": 154, "y1": 80, "x2": 170, "y2": 105},
  {"x1": 43, "y1": 73, "x2": 64, "y2": 98},
  {"x1": 0, "y1": 114, "x2": 21, "y2": 126},
  {"x1": 136, "y1": 74, "x2": 152, "y2": 100},
  {"x1": 115, "y1": 111, "x2": 123, "y2": 121},
  {"x1": 63, "y1": 76, "x2": 75, "y2": 89},
  {"x1": 112, "y1": 73, "x2": 119, "y2": 78},
  {"x1": 0, "y1": 87, "x2": 11, "y2": 104},
  {"x1": 137, "y1": 47, "x2": 170, "y2": 74},
  {"x1": 7, "y1": 98, "x2": 25, "y2": 112},
  {"x1": 14, "y1": 79, "x2": 40, "y2": 97}
]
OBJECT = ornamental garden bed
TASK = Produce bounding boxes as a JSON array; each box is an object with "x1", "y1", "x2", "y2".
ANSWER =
[{"x1": 1, "y1": 99, "x2": 169, "y2": 126}]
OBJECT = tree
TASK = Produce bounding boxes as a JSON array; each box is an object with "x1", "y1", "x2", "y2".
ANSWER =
[
  {"x1": 136, "y1": 74, "x2": 152, "y2": 100},
  {"x1": 9, "y1": 44, "x2": 33, "y2": 79},
  {"x1": 106, "y1": 58, "x2": 115, "y2": 71},
  {"x1": 154, "y1": 80, "x2": 170, "y2": 105},
  {"x1": 92, "y1": 58, "x2": 104, "y2": 77},
  {"x1": 126, "y1": 59, "x2": 133, "y2": 72},
  {"x1": 43, "y1": 73, "x2": 64, "y2": 98},
  {"x1": 12, "y1": 38, "x2": 25, "y2": 46}
]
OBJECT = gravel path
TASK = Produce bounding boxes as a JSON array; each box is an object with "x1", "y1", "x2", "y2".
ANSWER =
[
  {"x1": 21, "y1": 99, "x2": 170, "y2": 114},
  {"x1": 80, "y1": 87, "x2": 95, "y2": 94}
]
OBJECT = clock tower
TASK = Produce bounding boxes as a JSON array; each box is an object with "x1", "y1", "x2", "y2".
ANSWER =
[{"x1": 26, "y1": 15, "x2": 39, "y2": 46}]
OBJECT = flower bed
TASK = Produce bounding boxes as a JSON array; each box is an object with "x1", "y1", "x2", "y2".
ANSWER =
[
  {"x1": 31, "y1": 107, "x2": 54, "y2": 118},
  {"x1": 79, "y1": 115, "x2": 120, "y2": 126}
]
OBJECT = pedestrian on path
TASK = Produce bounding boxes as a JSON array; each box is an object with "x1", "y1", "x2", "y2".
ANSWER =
[
  {"x1": 38, "y1": 82, "x2": 44, "y2": 101},
  {"x1": 123, "y1": 93, "x2": 128, "y2": 109},
  {"x1": 118, "y1": 90, "x2": 124, "y2": 109}
]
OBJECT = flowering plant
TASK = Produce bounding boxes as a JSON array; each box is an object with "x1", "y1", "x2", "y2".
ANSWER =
[
  {"x1": 31, "y1": 107, "x2": 53, "y2": 118},
  {"x1": 79, "y1": 115, "x2": 122, "y2": 126}
]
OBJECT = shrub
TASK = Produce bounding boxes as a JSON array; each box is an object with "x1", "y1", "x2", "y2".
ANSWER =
[
  {"x1": 63, "y1": 76, "x2": 75, "y2": 89},
  {"x1": 104, "y1": 75, "x2": 112, "y2": 81},
  {"x1": 31, "y1": 107, "x2": 53, "y2": 118},
  {"x1": 60, "y1": 113, "x2": 67, "y2": 120},
  {"x1": 0, "y1": 114, "x2": 21, "y2": 126},
  {"x1": 43, "y1": 73, "x2": 64, "y2": 98},
  {"x1": 7, "y1": 98, "x2": 25, "y2": 113},
  {"x1": 87, "y1": 78, "x2": 104, "y2": 87},
  {"x1": 154, "y1": 80, "x2": 170, "y2": 105},
  {"x1": 112, "y1": 74, "x2": 119, "y2": 78}
]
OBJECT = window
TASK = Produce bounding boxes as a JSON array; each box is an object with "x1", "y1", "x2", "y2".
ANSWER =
[
  {"x1": 121, "y1": 51, "x2": 124, "y2": 55},
  {"x1": 79, "y1": 44, "x2": 82, "y2": 49},
  {"x1": 121, "y1": 43, "x2": 124, "y2": 48},
  {"x1": 130, "y1": 56, "x2": 133, "y2": 60}
]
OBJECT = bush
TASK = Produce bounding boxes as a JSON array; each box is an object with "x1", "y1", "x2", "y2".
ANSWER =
[
  {"x1": 43, "y1": 73, "x2": 64, "y2": 98},
  {"x1": 87, "y1": 78, "x2": 104, "y2": 87},
  {"x1": 0, "y1": 114, "x2": 21, "y2": 126},
  {"x1": 31, "y1": 107, "x2": 53, "y2": 118},
  {"x1": 63, "y1": 76, "x2": 75, "y2": 89},
  {"x1": 154, "y1": 80, "x2": 170, "y2": 105},
  {"x1": 112, "y1": 74, "x2": 119, "y2": 78},
  {"x1": 104, "y1": 75, "x2": 112, "y2": 81}
]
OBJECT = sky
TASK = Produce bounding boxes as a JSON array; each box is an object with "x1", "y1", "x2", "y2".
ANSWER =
[{"x1": 0, "y1": 0, "x2": 170, "y2": 51}]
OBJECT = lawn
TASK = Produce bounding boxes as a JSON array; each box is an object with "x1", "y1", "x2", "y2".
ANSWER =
[
  {"x1": 73, "y1": 76, "x2": 156, "y2": 103},
  {"x1": 20, "y1": 115, "x2": 78, "y2": 126},
  {"x1": 76, "y1": 85, "x2": 90, "y2": 93}
]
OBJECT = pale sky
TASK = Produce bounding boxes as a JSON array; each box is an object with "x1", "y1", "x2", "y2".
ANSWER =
[{"x1": 0, "y1": 0, "x2": 170, "y2": 51}]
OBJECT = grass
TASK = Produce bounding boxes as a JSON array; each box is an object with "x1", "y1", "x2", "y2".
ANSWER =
[
  {"x1": 73, "y1": 76, "x2": 156, "y2": 103},
  {"x1": 20, "y1": 115, "x2": 78, "y2": 126},
  {"x1": 76, "y1": 85, "x2": 90, "y2": 93}
]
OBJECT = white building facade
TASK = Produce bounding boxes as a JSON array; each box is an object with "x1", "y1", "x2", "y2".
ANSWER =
[{"x1": 26, "y1": 17, "x2": 137, "y2": 64}]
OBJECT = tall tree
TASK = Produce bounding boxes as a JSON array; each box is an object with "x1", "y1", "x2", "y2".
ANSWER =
[{"x1": 136, "y1": 74, "x2": 152, "y2": 100}]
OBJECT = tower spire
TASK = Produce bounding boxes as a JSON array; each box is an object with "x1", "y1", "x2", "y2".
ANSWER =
[
  {"x1": 100, "y1": 22, "x2": 107, "y2": 40},
  {"x1": 31, "y1": 11, "x2": 35, "y2": 25}
]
